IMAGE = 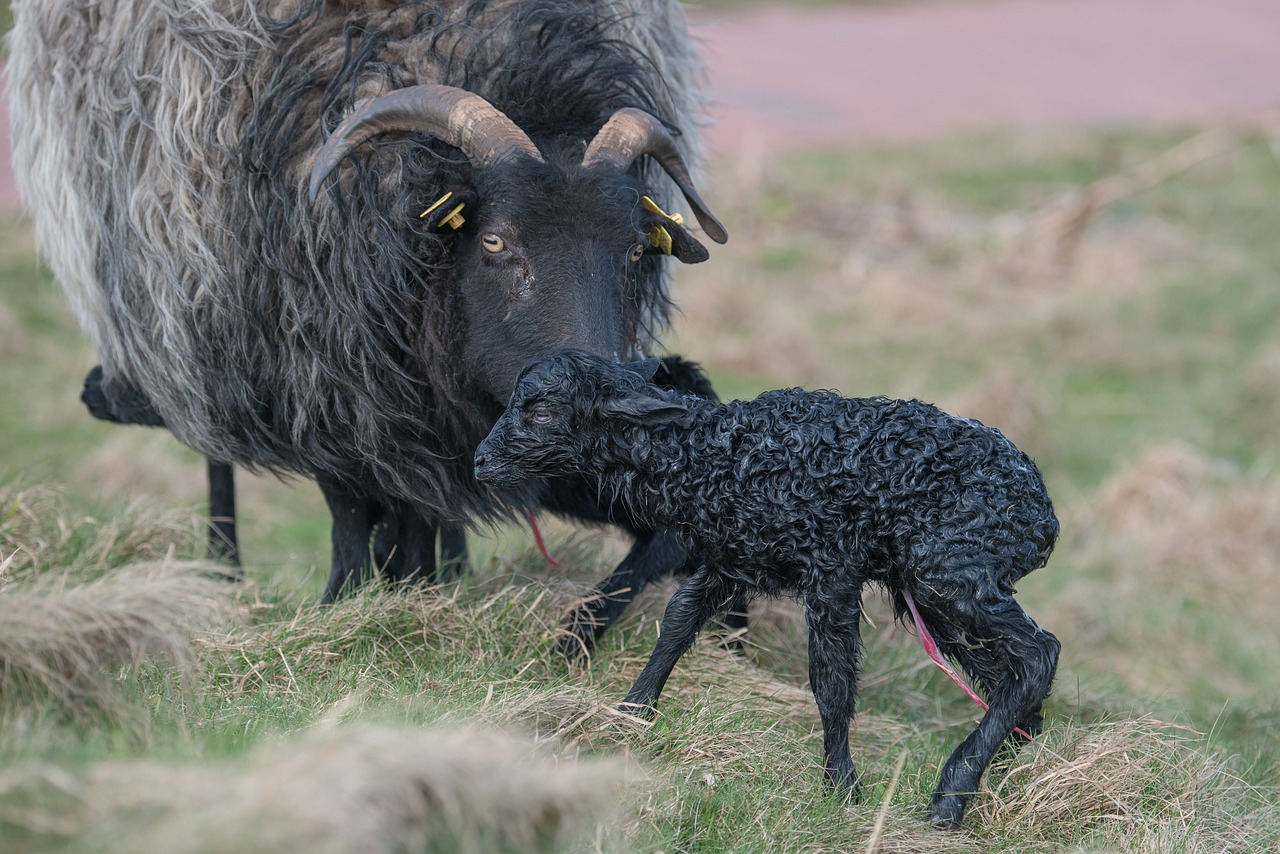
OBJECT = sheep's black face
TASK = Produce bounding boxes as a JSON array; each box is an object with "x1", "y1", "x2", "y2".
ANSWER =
[{"x1": 452, "y1": 155, "x2": 708, "y2": 406}]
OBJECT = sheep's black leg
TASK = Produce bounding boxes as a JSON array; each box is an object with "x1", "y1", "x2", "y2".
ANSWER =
[
  {"x1": 206, "y1": 461, "x2": 241, "y2": 570},
  {"x1": 373, "y1": 512, "x2": 468, "y2": 586},
  {"x1": 438, "y1": 524, "x2": 467, "y2": 581},
  {"x1": 373, "y1": 509, "x2": 435, "y2": 585},
  {"x1": 907, "y1": 580, "x2": 1060, "y2": 829},
  {"x1": 319, "y1": 478, "x2": 378, "y2": 604},
  {"x1": 620, "y1": 566, "x2": 737, "y2": 717},
  {"x1": 562, "y1": 528, "x2": 689, "y2": 660},
  {"x1": 803, "y1": 576, "x2": 864, "y2": 798}
]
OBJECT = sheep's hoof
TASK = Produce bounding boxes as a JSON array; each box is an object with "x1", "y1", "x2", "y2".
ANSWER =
[
  {"x1": 929, "y1": 793, "x2": 967, "y2": 830},
  {"x1": 822, "y1": 768, "x2": 862, "y2": 803}
]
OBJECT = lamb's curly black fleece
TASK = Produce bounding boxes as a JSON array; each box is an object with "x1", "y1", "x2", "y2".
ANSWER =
[{"x1": 475, "y1": 349, "x2": 1061, "y2": 829}]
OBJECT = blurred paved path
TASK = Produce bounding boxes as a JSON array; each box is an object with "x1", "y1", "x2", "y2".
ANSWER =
[
  {"x1": 695, "y1": 0, "x2": 1280, "y2": 153},
  {"x1": 4, "y1": 0, "x2": 1280, "y2": 211}
]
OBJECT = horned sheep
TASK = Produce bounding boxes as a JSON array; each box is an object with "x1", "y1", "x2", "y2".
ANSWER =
[{"x1": 8, "y1": 0, "x2": 726, "y2": 620}]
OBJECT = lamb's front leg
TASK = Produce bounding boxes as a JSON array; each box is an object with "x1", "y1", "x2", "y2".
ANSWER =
[
  {"x1": 804, "y1": 576, "x2": 864, "y2": 799},
  {"x1": 620, "y1": 566, "x2": 737, "y2": 718}
]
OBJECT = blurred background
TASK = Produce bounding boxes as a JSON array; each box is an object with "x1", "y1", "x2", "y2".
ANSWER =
[{"x1": 2, "y1": 1, "x2": 1279, "y2": 850}]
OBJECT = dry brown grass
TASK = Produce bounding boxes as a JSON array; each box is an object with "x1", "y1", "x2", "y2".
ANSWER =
[
  {"x1": 0, "y1": 560, "x2": 239, "y2": 721},
  {"x1": 80, "y1": 431, "x2": 210, "y2": 506},
  {"x1": 1032, "y1": 442, "x2": 1280, "y2": 701},
  {"x1": 1084, "y1": 442, "x2": 1280, "y2": 596},
  {"x1": 221, "y1": 573, "x2": 580, "y2": 697},
  {"x1": 1, "y1": 483, "x2": 202, "y2": 580},
  {"x1": 0, "y1": 723, "x2": 629, "y2": 854},
  {"x1": 973, "y1": 716, "x2": 1277, "y2": 852}
]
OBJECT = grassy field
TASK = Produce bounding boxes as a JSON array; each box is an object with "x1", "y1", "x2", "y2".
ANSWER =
[{"x1": 2, "y1": 124, "x2": 1280, "y2": 852}]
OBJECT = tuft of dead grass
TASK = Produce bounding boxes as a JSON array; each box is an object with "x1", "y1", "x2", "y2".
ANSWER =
[
  {"x1": 217, "y1": 571, "x2": 586, "y2": 706},
  {"x1": 483, "y1": 681, "x2": 652, "y2": 752},
  {"x1": 973, "y1": 716, "x2": 1277, "y2": 852},
  {"x1": 0, "y1": 561, "x2": 239, "y2": 721},
  {"x1": 1, "y1": 483, "x2": 202, "y2": 581},
  {"x1": 0, "y1": 723, "x2": 629, "y2": 854}
]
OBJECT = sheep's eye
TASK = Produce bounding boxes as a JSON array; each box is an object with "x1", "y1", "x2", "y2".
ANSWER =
[
  {"x1": 481, "y1": 234, "x2": 506, "y2": 253},
  {"x1": 628, "y1": 243, "x2": 645, "y2": 264},
  {"x1": 526, "y1": 402, "x2": 557, "y2": 426}
]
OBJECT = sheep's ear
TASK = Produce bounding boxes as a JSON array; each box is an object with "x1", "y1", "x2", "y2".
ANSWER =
[
  {"x1": 662, "y1": 219, "x2": 710, "y2": 265},
  {"x1": 622, "y1": 358, "x2": 663, "y2": 384},
  {"x1": 641, "y1": 213, "x2": 709, "y2": 264},
  {"x1": 601, "y1": 395, "x2": 688, "y2": 425}
]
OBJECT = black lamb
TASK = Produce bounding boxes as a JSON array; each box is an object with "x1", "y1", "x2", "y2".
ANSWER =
[{"x1": 473, "y1": 349, "x2": 1061, "y2": 830}]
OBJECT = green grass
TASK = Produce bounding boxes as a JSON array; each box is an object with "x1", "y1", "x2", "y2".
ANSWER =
[{"x1": 3, "y1": 124, "x2": 1280, "y2": 851}]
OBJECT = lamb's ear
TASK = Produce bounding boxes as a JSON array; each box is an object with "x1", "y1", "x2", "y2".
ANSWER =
[
  {"x1": 601, "y1": 395, "x2": 689, "y2": 425},
  {"x1": 622, "y1": 358, "x2": 663, "y2": 384}
]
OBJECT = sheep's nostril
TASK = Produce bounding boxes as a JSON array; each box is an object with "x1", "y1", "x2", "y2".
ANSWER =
[{"x1": 474, "y1": 453, "x2": 488, "y2": 471}]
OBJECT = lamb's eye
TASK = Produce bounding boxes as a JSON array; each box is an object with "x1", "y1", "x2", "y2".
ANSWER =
[
  {"x1": 481, "y1": 234, "x2": 506, "y2": 253},
  {"x1": 527, "y1": 402, "x2": 556, "y2": 425},
  {"x1": 628, "y1": 243, "x2": 645, "y2": 263}
]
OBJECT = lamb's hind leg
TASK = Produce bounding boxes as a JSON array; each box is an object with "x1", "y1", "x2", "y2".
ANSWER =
[
  {"x1": 803, "y1": 574, "x2": 864, "y2": 798},
  {"x1": 908, "y1": 575, "x2": 1059, "y2": 829}
]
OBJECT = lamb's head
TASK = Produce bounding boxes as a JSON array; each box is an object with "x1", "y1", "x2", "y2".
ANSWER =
[
  {"x1": 474, "y1": 349, "x2": 689, "y2": 488},
  {"x1": 309, "y1": 86, "x2": 727, "y2": 404}
]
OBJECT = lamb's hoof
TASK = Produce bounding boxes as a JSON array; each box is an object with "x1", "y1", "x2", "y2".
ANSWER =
[
  {"x1": 1016, "y1": 709, "x2": 1045, "y2": 740},
  {"x1": 929, "y1": 793, "x2": 967, "y2": 830}
]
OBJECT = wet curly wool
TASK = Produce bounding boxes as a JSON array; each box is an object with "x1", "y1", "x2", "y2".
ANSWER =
[{"x1": 474, "y1": 349, "x2": 1062, "y2": 830}]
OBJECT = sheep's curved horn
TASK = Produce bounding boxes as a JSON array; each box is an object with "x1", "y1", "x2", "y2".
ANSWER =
[
  {"x1": 582, "y1": 107, "x2": 727, "y2": 244},
  {"x1": 308, "y1": 84, "x2": 543, "y2": 202}
]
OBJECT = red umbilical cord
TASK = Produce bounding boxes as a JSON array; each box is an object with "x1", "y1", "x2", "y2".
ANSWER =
[
  {"x1": 902, "y1": 588, "x2": 1032, "y2": 740},
  {"x1": 526, "y1": 513, "x2": 560, "y2": 567}
]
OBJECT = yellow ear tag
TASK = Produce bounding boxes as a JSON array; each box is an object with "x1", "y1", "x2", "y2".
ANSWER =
[
  {"x1": 640, "y1": 196, "x2": 684, "y2": 256},
  {"x1": 420, "y1": 192, "x2": 466, "y2": 230},
  {"x1": 647, "y1": 224, "x2": 673, "y2": 255},
  {"x1": 439, "y1": 204, "x2": 465, "y2": 230}
]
